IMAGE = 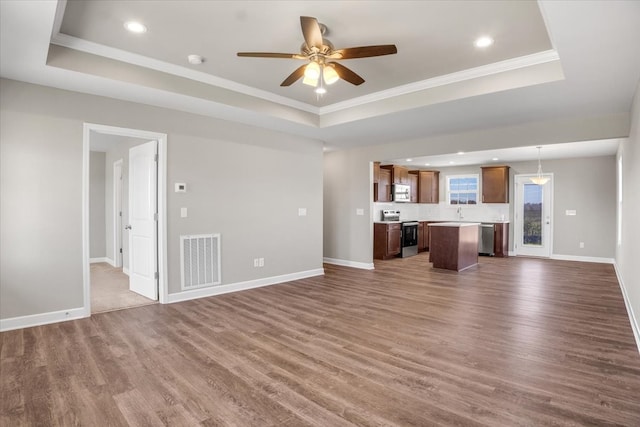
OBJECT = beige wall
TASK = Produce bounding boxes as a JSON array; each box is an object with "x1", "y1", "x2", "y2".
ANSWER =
[
  {"x1": 616, "y1": 80, "x2": 640, "y2": 347},
  {"x1": 0, "y1": 78, "x2": 323, "y2": 320},
  {"x1": 89, "y1": 151, "x2": 106, "y2": 258}
]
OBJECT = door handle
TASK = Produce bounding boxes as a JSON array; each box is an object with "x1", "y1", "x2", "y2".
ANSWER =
[{"x1": 125, "y1": 225, "x2": 132, "y2": 230}]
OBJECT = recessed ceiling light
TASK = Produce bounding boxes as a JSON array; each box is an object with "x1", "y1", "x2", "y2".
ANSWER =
[
  {"x1": 188, "y1": 54, "x2": 204, "y2": 65},
  {"x1": 425, "y1": 163, "x2": 430, "y2": 166},
  {"x1": 406, "y1": 158, "x2": 413, "y2": 162},
  {"x1": 124, "y1": 21, "x2": 147, "y2": 34},
  {"x1": 492, "y1": 157, "x2": 499, "y2": 161},
  {"x1": 474, "y1": 36, "x2": 493, "y2": 48},
  {"x1": 457, "y1": 151, "x2": 465, "y2": 155},
  {"x1": 449, "y1": 161, "x2": 455, "y2": 165}
]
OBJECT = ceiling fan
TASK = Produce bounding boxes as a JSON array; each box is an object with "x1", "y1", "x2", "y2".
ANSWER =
[{"x1": 237, "y1": 16, "x2": 397, "y2": 92}]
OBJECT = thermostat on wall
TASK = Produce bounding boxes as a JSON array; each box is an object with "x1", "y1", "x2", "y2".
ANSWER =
[{"x1": 175, "y1": 183, "x2": 187, "y2": 193}]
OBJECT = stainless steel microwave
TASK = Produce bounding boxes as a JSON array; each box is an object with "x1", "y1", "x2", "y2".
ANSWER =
[{"x1": 392, "y1": 184, "x2": 411, "y2": 202}]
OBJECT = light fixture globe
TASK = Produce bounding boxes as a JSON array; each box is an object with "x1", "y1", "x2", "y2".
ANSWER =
[
  {"x1": 531, "y1": 146, "x2": 550, "y2": 185},
  {"x1": 323, "y1": 64, "x2": 339, "y2": 85},
  {"x1": 304, "y1": 61, "x2": 320, "y2": 79}
]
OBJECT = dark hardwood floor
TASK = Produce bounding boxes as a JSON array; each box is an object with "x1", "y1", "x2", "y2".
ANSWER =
[{"x1": 2, "y1": 254, "x2": 640, "y2": 426}]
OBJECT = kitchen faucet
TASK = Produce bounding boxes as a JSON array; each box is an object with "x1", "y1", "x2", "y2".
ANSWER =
[{"x1": 457, "y1": 207, "x2": 464, "y2": 220}]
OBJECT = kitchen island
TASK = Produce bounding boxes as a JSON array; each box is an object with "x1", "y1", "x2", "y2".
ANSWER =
[{"x1": 428, "y1": 222, "x2": 480, "y2": 271}]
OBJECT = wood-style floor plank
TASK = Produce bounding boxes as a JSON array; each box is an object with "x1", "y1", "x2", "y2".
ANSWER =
[{"x1": 2, "y1": 254, "x2": 640, "y2": 426}]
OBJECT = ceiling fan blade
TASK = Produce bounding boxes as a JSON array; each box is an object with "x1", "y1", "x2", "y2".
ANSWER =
[
  {"x1": 329, "y1": 62, "x2": 365, "y2": 86},
  {"x1": 237, "y1": 52, "x2": 306, "y2": 59},
  {"x1": 280, "y1": 64, "x2": 307, "y2": 86},
  {"x1": 331, "y1": 45, "x2": 398, "y2": 59},
  {"x1": 300, "y1": 16, "x2": 323, "y2": 50}
]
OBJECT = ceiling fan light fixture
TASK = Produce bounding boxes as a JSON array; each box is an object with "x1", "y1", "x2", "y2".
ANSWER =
[
  {"x1": 304, "y1": 61, "x2": 320, "y2": 79},
  {"x1": 323, "y1": 64, "x2": 339, "y2": 85},
  {"x1": 302, "y1": 75, "x2": 318, "y2": 87}
]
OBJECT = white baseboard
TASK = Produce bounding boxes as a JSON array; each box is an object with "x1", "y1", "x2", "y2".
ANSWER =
[
  {"x1": 550, "y1": 254, "x2": 614, "y2": 264},
  {"x1": 90, "y1": 257, "x2": 115, "y2": 266},
  {"x1": 323, "y1": 257, "x2": 375, "y2": 270},
  {"x1": 165, "y1": 268, "x2": 325, "y2": 304},
  {"x1": 613, "y1": 262, "x2": 640, "y2": 354},
  {"x1": 123, "y1": 267, "x2": 130, "y2": 276},
  {"x1": 0, "y1": 307, "x2": 88, "y2": 332}
]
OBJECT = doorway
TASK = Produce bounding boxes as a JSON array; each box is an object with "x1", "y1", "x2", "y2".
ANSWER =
[
  {"x1": 514, "y1": 174, "x2": 553, "y2": 257},
  {"x1": 82, "y1": 123, "x2": 167, "y2": 316}
]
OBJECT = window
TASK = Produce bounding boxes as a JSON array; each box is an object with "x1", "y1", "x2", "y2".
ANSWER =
[{"x1": 447, "y1": 174, "x2": 479, "y2": 205}]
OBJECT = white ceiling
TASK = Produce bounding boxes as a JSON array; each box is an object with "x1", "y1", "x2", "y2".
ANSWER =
[{"x1": 1, "y1": 1, "x2": 639, "y2": 163}]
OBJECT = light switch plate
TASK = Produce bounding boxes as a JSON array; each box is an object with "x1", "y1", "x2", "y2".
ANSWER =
[
  {"x1": 565, "y1": 210, "x2": 577, "y2": 216},
  {"x1": 180, "y1": 207, "x2": 187, "y2": 218},
  {"x1": 356, "y1": 208, "x2": 364, "y2": 216},
  {"x1": 175, "y1": 183, "x2": 187, "y2": 193},
  {"x1": 298, "y1": 208, "x2": 307, "y2": 216}
]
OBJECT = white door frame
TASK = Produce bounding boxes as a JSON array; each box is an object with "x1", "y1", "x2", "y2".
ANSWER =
[
  {"x1": 513, "y1": 173, "x2": 554, "y2": 257},
  {"x1": 82, "y1": 123, "x2": 168, "y2": 317},
  {"x1": 113, "y1": 159, "x2": 124, "y2": 268}
]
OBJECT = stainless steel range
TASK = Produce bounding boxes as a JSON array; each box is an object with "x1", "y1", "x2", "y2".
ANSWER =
[{"x1": 381, "y1": 210, "x2": 418, "y2": 258}]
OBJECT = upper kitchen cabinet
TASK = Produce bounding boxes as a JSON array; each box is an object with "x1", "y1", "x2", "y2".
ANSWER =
[
  {"x1": 409, "y1": 173, "x2": 418, "y2": 203},
  {"x1": 381, "y1": 165, "x2": 409, "y2": 185},
  {"x1": 410, "y1": 170, "x2": 440, "y2": 204},
  {"x1": 481, "y1": 166, "x2": 510, "y2": 203},
  {"x1": 375, "y1": 167, "x2": 391, "y2": 202}
]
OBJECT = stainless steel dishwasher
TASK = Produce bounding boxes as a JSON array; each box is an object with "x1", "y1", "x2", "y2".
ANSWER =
[{"x1": 478, "y1": 223, "x2": 495, "y2": 256}]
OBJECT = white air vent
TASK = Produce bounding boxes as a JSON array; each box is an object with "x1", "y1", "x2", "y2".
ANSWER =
[{"x1": 180, "y1": 234, "x2": 221, "y2": 290}]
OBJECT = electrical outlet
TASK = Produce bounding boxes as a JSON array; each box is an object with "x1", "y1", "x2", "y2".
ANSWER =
[
  {"x1": 579, "y1": 242, "x2": 585, "y2": 248},
  {"x1": 258, "y1": 258, "x2": 264, "y2": 267},
  {"x1": 253, "y1": 258, "x2": 259, "y2": 267}
]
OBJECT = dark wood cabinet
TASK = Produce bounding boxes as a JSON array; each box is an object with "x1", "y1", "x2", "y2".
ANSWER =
[
  {"x1": 373, "y1": 162, "x2": 380, "y2": 184},
  {"x1": 410, "y1": 170, "x2": 439, "y2": 204},
  {"x1": 493, "y1": 222, "x2": 509, "y2": 257},
  {"x1": 374, "y1": 223, "x2": 402, "y2": 260},
  {"x1": 381, "y1": 165, "x2": 409, "y2": 185},
  {"x1": 418, "y1": 221, "x2": 430, "y2": 252},
  {"x1": 482, "y1": 166, "x2": 510, "y2": 203},
  {"x1": 375, "y1": 168, "x2": 391, "y2": 202},
  {"x1": 409, "y1": 173, "x2": 418, "y2": 203}
]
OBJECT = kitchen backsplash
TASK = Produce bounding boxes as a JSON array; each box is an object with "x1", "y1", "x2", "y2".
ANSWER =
[{"x1": 373, "y1": 202, "x2": 509, "y2": 222}]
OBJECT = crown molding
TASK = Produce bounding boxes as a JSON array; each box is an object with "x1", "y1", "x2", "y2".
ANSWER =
[
  {"x1": 319, "y1": 50, "x2": 560, "y2": 115},
  {"x1": 50, "y1": 32, "x2": 321, "y2": 115}
]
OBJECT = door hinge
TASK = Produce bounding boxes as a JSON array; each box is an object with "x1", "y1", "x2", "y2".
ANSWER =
[
  {"x1": 119, "y1": 211, "x2": 122, "y2": 217},
  {"x1": 154, "y1": 272, "x2": 159, "y2": 280},
  {"x1": 154, "y1": 212, "x2": 159, "y2": 221},
  {"x1": 119, "y1": 248, "x2": 122, "y2": 254},
  {"x1": 154, "y1": 154, "x2": 158, "y2": 162}
]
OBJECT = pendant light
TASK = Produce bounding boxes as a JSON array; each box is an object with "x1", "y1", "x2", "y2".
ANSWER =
[{"x1": 530, "y1": 146, "x2": 549, "y2": 185}]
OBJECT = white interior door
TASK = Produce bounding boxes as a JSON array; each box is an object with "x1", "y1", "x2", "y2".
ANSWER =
[
  {"x1": 113, "y1": 159, "x2": 123, "y2": 268},
  {"x1": 514, "y1": 174, "x2": 553, "y2": 257},
  {"x1": 128, "y1": 140, "x2": 158, "y2": 300}
]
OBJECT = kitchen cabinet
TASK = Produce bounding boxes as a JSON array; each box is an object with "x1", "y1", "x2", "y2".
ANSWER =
[
  {"x1": 409, "y1": 173, "x2": 418, "y2": 203},
  {"x1": 418, "y1": 221, "x2": 430, "y2": 252},
  {"x1": 373, "y1": 162, "x2": 380, "y2": 184},
  {"x1": 381, "y1": 165, "x2": 409, "y2": 185},
  {"x1": 374, "y1": 223, "x2": 402, "y2": 260},
  {"x1": 493, "y1": 222, "x2": 509, "y2": 257},
  {"x1": 375, "y1": 168, "x2": 391, "y2": 202},
  {"x1": 429, "y1": 222, "x2": 479, "y2": 271},
  {"x1": 410, "y1": 170, "x2": 439, "y2": 203},
  {"x1": 481, "y1": 166, "x2": 510, "y2": 203}
]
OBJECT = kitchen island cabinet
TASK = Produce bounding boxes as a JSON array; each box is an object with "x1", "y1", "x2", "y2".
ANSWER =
[
  {"x1": 374, "y1": 222, "x2": 401, "y2": 260},
  {"x1": 428, "y1": 222, "x2": 479, "y2": 271}
]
